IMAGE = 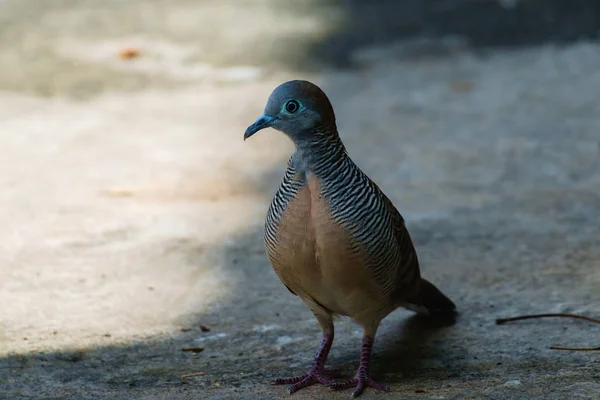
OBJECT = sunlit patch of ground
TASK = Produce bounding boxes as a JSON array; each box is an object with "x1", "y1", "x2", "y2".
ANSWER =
[{"x1": 0, "y1": 84, "x2": 293, "y2": 356}]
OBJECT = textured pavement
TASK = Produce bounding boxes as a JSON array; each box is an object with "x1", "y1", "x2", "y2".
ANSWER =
[{"x1": 1, "y1": 1, "x2": 599, "y2": 399}]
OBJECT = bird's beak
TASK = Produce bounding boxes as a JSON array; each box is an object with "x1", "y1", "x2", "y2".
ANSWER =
[{"x1": 244, "y1": 115, "x2": 274, "y2": 140}]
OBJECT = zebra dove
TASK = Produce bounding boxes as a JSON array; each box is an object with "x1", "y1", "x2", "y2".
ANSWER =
[{"x1": 244, "y1": 80, "x2": 456, "y2": 397}]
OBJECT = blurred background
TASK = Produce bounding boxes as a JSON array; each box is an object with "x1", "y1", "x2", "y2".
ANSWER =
[{"x1": 1, "y1": 1, "x2": 599, "y2": 399}]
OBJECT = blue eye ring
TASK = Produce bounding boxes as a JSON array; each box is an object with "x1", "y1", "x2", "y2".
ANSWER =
[{"x1": 285, "y1": 99, "x2": 300, "y2": 114}]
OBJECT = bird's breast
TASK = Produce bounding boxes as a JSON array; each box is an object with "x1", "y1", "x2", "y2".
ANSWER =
[
  {"x1": 266, "y1": 172, "x2": 384, "y2": 316},
  {"x1": 265, "y1": 175, "x2": 318, "y2": 296}
]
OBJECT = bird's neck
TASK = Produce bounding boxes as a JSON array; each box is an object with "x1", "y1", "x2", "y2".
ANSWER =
[{"x1": 292, "y1": 131, "x2": 348, "y2": 179}]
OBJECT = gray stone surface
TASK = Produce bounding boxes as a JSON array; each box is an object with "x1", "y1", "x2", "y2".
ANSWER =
[{"x1": 0, "y1": 1, "x2": 599, "y2": 399}]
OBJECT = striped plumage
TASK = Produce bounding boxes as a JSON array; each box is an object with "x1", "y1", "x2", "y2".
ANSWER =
[
  {"x1": 244, "y1": 80, "x2": 456, "y2": 398},
  {"x1": 264, "y1": 135, "x2": 421, "y2": 312}
]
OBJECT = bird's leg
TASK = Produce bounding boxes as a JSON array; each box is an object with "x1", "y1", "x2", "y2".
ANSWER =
[
  {"x1": 331, "y1": 334, "x2": 390, "y2": 398},
  {"x1": 270, "y1": 316, "x2": 339, "y2": 394}
]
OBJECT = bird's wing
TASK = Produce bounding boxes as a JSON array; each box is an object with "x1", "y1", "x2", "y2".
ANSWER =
[{"x1": 379, "y1": 190, "x2": 422, "y2": 299}]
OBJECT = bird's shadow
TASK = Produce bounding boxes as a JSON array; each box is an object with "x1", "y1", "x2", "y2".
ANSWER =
[{"x1": 372, "y1": 312, "x2": 458, "y2": 383}]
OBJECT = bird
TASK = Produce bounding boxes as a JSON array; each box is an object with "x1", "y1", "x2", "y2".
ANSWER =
[{"x1": 243, "y1": 80, "x2": 456, "y2": 398}]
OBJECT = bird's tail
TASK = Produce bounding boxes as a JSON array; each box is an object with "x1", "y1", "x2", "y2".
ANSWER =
[{"x1": 418, "y1": 278, "x2": 457, "y2": 316}]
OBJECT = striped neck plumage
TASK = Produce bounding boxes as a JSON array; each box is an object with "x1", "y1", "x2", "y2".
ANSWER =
[{"x1": 293, "y1": 125, "x2": 348, "y2": 176}]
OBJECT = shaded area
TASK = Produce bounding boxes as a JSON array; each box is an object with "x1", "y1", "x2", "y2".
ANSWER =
[
  {"x1": 1, "y1": 0, "x2": 600, "y2": 98},
  {"x1": 1, "y1": 1, "x2": 600, "y2": 400},
  {"x1": 311, "y1": 0, "x2": 600, "y2": 67}
]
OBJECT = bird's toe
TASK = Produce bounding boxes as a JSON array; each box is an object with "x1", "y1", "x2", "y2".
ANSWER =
[
  {"x1": 330, "y1": 376, "x2": 390, "y2": 398},
  {"x1": 270, "y1": 369, "x2": 337, "y2": 393},
  {"x1": 269, "y1": 375, "x2": 307, "y2": 386}
]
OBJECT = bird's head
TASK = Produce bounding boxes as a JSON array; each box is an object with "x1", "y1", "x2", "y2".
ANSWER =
[{"x1": 243, "y1": 80, "x2": 338, "y2": 146}]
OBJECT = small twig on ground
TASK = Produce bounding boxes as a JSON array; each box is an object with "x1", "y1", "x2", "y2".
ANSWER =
[
  {"x1": 496, "y1": 313, "x2": 600, "y2": 325},
  {"x1": 549, "y1": 346, "x2": 600, "y2": 351},
  {"x1": 181, "y1": 347, "x2": 205, "y2": 353},
  {"x1": 495, "y1": 312, "x2": 599, "y2": 351}
]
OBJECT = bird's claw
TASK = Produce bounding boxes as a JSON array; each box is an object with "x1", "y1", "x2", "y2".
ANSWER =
[
  {"x1": 331, "y1": 375, "x2": 390, "y2": 398},
  {"x1": 269, "y1": 368, "x2": 341, "y2": 394}
]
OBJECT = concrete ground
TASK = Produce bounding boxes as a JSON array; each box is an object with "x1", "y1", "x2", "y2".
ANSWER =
[{"x1": 1, "y1": 1, "x2": 599, "y2": 399}]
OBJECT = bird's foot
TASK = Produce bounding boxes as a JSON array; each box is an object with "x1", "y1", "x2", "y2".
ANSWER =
[
  {"x1": 330, "y1": 374, "x2": 390, "y2": 398},
  {"x1": 269, "y1": 368, "x2": 341, "y2": 394}
]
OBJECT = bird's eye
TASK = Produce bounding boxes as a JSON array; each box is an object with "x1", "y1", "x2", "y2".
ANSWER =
[{"x1": 285, "y1": 100, "x2": 300, "y2": 114}]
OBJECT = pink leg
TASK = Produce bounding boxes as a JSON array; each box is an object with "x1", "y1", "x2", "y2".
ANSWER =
[
  {"x1": 331, "y1": 336, "x2": 390, "y2": 398},
  {"x1": 270, "y1": 332, "x2": 340, "y2": 394}
]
